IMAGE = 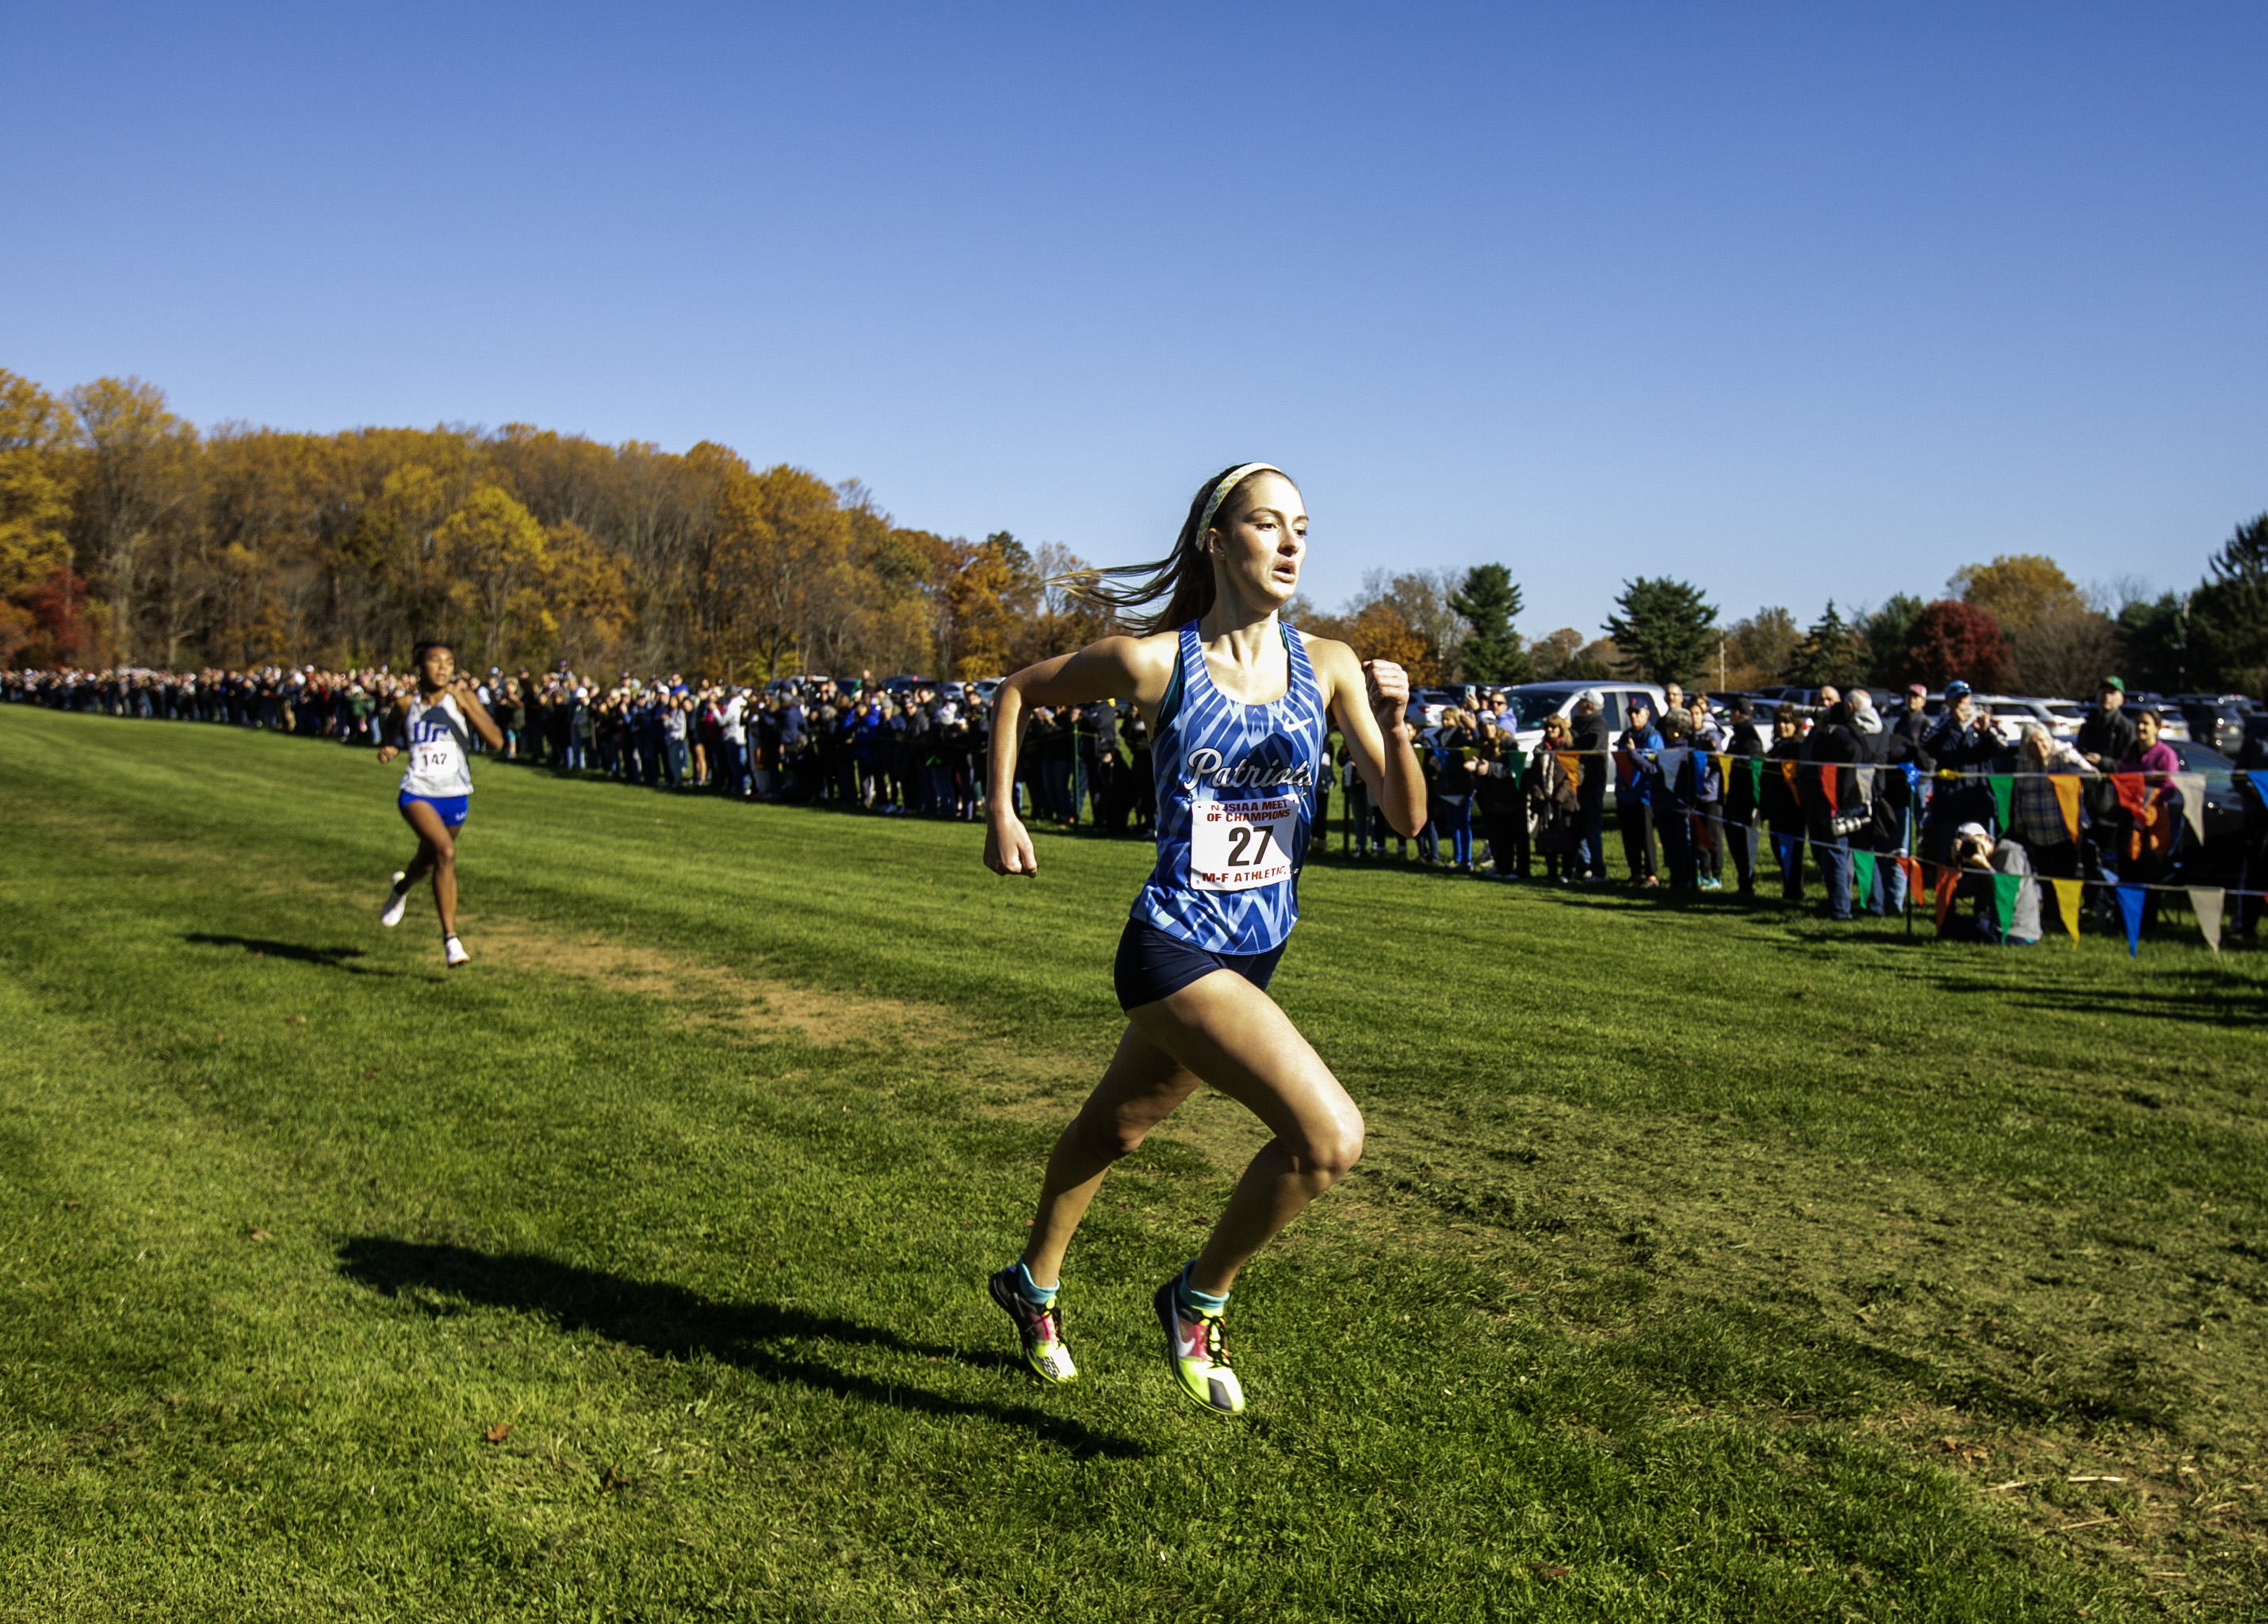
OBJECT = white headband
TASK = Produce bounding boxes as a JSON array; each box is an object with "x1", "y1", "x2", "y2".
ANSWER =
[{"x1": 1194, "y1": 462, "x2": 1284, "y2": 548}]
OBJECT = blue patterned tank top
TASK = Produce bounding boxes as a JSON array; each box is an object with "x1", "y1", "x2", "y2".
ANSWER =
[{"x1": 1130, "y1": 620, "x2": 1328, "y2": 954}]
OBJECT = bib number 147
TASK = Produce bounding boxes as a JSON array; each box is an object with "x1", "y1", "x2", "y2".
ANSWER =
[{"x1": 1191, "y1": 796, "x2": 1298, "y2": 892}]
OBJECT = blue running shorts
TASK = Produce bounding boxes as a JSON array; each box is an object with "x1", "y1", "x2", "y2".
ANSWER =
[
  {"x1": 1112, "y1": 918, "x2": 1286, "y2": 1012},
  {"x1": 399, "y1": 790, "x2": 469, "y2": 829}
]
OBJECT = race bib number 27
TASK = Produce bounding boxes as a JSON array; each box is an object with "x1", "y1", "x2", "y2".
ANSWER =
[{"x1": 1191, "y1": 795, "x2": 1298, "y2": 892}]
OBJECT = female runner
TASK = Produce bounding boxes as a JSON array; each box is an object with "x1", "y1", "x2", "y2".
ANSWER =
[
  {"x1": 376, "y1": 640, "x2": 503, "y2": 966},
  {"x1": 984, "y1": 463, "x2": 1425, "y2": 1416}
]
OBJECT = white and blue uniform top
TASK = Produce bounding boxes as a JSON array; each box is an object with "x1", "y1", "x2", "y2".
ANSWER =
[
  {"x1": 1130, "y1": 620, "x2": 1328, "y2": 954},
  {"x1": 399, "y1": 693, "x2": 475, "y2": 800}
]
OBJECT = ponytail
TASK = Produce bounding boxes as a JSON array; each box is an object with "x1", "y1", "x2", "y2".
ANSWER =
[{"x1": 1061, "y1": 463, "x2": 1288, "y2": 636}]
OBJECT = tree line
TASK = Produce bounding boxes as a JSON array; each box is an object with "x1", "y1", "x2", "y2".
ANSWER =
[
  {"x1": 4, "y1": 368, "x2": 2260, "y2": 697},
  {"x1": 0, "y1": 369, "x2": 1116, "y2": 681}
]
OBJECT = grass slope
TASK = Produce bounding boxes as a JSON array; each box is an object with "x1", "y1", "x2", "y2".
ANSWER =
[{"x1": 1, "y1": 704, "x2": 2262, "y2": 1622}]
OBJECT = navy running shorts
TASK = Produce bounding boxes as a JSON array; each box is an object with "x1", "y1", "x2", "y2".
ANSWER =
[{"x1": 1112, "y1": 917, "x2": 1286, "y2": 1012}]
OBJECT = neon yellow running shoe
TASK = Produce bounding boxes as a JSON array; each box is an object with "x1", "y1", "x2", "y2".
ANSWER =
[
  {"x1": 988, "y1": 1266, "x2": 1077, "y2": 1384},
  {"x1": 1153, "y1": 1274, "x2": 1244, "y2": 1416}
]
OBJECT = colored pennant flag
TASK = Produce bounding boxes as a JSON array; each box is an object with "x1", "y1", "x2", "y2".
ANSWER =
[
  {"x1": 1852, "y1": 848, "x2": 1877, "y2": 903},
  {"x1": 2190, "y1": 888, "x2": 2225, "y2": 954},
  {"x1": 2171, "y1": 773, "x2": 2207, "y2": 849},
  {"x1": 2047, "y1": 877, "x2": 2083, "y2": 946},
  {"x1": 1857, "y1": 765, "x2": 1877, "y2": 802},
  {"x1": 1780, "y1": 759, "x2": 1799, "y2": 801},
  {"x1": 1988, "y1": 774, "x2": 2014, "y2": 830},
  {"x1": 2049, "y1": 775, "x2": 2082, "y2": 842},
  {"x1": 1659, "y1": 747, "x2": 1690, "y2": 789},
  {"x1": 1715, "y1": 753, "x2": 1731, "y2": 793},
  {"x1": 1896, "y1": 855, "x2": 1923, "y2": 900},
  {"x1": 1991, "y1": 872, "x2": 2024, "y2": 941},
  {"x1": 2110, "y1": 773, "x2": 2148, "y2": 817},
  {"x1": 1933, "y1": 866, "x2": 1960, "y2": 930},
  {"x1": 1555, "y1": 751, "x2": 1581, "y2": 790},
  {"x1": 2252, "y1": 770, "x2": 2268, "y2": 808},
  {"x1": 1748, "y1": 756, "x2": 1764, "y2": 801},
  {"x1": 2113, "y1": 885, "x2": 2145, "y2": 957}
]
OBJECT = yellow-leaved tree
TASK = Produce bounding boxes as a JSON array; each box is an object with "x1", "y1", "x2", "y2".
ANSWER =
[
  {"x1": 1949, "y1": 555, "x2": 2085, "y2": 641},
  {"x1": 0, "y1": 370, "x2": 78, "y2": 662},
  {"x1": 434, "y1": 485, "x2": 555, "y2": 672},
  {"x1": 703, "y1": 453, "x2": 855, "y2": 681}
]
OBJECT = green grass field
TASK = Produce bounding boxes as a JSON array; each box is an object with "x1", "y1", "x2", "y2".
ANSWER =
[{"x1": 2, "y1": 704, "x2": 2262, "y2": 1622}]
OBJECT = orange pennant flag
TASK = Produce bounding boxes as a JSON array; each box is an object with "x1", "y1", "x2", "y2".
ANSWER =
[
  {"x1": 1780, "y1": 759, "x2": 1799, "y2": 801},
  {"x1": 1555, "y1": 751, "x2": 1581, "y2": 791},
  {"x1": 1933, "y1": 865, "x2": 1960, "y2": 930},
  {"x1": 2050, "y1": 776, "x2": 2081, "y2": 842},
  {"x1": 2047, "y1": 877, "x2": 2083, "y2": 946}
]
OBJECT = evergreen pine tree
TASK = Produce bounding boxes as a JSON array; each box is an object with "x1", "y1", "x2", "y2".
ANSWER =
[
  {"x1": 1604, "y1": 577, "x2": 1719, "y2": 688},
  {"x1": 2191, "y1": 514, "x2": 2268, "y2": 690},
  {"x1": 1784, "y1": 601, "x2": 1872, "y2": 689},
  {"x1": 1447, "y1": 564, "x2": 1531, "y2": 684}
]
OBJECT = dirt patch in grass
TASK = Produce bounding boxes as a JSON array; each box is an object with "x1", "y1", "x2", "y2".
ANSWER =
[{"x1": 479, "y1": 920, "x2": 960, "y2": 1049}]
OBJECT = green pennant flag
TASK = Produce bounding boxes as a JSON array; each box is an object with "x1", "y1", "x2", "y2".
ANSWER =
[
  {"x1": 1851, "y1": 848, "x2": 1877, "y2": 904},
  {"x1": 1991, "y1": 871, "x2": 2023, "y2": 940},
  {"x1": 1989, "y1": 774, "x2": 2014, "y2": 830},
  {"x1": 1748, "y1": 757, "x2": 1764, "y2": 800}
]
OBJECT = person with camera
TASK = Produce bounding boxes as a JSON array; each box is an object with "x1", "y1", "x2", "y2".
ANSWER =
[
  {"x1": 1922, "y1": 679, "x2": 2000, "y2": 863},
  {"x1": 1940, "y1": 820, "x2": 2042, "y2": 946}
]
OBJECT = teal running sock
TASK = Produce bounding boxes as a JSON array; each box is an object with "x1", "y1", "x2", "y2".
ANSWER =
[
  {"x1": 1176, "y1": 1263, "x2": 1229, "y2": 1313},
  {"x1": 1012, "y1": 1261, "x2": 1058, "y2": 1306}
]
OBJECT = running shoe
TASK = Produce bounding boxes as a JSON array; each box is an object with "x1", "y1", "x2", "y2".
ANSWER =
[
  {"x1": 379, "y1": 872, "x2": 410, "y2": 928},
  {"x1": 987, "y1": 1266, "x2": 1077, "y2": 1383},
  {"x1": 443, "y1": 935, "x2": 471, "y2": 969},
  {"x1": 1153, "y1": 1273, "x2": 1244, "y2": 1416}
]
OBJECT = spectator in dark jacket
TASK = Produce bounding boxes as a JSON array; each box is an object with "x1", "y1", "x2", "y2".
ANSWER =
[
  {"x1": 1570, "y1": 690, "x2": 1611, "y2": 882},
  {"x1": 1922, "y1": 679, "x2": 1999, "y2": 862},
  {"x1": 2074, "y1": 676, "x2": 2137, "y2": 885},
  {"x1": 1804, "y1": 696, "x2": 1861, "y2": 920},
  {"x1": 1616, "y1": 697, "x2": 1666, "y2": 887},
  {"x1": 1722, "y1": 697, "x2": 1766, "y2": 897},
  {"x1": 1762, "y1": 707, "x2": 1807, "y2": 900},
  {"x1": 1892, "y1": 682, "x2": 1934, "y2": 749}
]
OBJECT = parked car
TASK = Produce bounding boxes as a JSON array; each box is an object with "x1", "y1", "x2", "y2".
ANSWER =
[
  {"x1": 1496, "y1": 680, "x2": 1670, "y2": 752},
  {"x1": 2167, "y1": 694, "x2": 2251, "y2": 755},
  {"x1": 1927, "y1": 691, "x2": 2188, "y2": 743},
  {"x1": 1401, "y1": 686, "x2": 1464, "y2": 731}
]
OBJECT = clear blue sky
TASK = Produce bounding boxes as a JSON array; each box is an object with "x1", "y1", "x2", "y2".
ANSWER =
[{"x1": 6, "y1": 2, "x2": 2262, "y2": 640}]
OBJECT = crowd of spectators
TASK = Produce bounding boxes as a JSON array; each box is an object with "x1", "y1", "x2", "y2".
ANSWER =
[{"x1": 10, "y1": 661, "x2": 2266, "y2": 949}]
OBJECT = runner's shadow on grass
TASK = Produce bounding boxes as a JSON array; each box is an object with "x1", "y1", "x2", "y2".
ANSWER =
[
  {"x1": 335, "y1": 1237, "x2": 1145, "y2": 1460},
  {"x1": 183, "y1": 933, "x2": 397, "y2": 976}
]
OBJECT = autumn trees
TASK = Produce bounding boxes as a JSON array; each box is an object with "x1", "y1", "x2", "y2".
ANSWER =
[
  {"x1": 0, "y1": 369, "x2": 1075, "y2": 682},
  {"x1": 6, "y1": 365, "x2": 2260, "y2": 701}
]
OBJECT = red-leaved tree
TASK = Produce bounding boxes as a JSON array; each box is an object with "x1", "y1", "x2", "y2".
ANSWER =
[{"x1": 1902, "y1": 598, "x2": 2009, "y2": 690}]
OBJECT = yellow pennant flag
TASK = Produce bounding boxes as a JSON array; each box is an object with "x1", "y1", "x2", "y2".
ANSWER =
[
  {"x1": 2048, "y1": 878, "x2": 2083, "y2": 946},
  {"x1": 2050, "y1": 776, "x2": 2081, "y2": 842},
  {"x1": 1715, "y1": 752, "x2": 1731, "y2": 789}
]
